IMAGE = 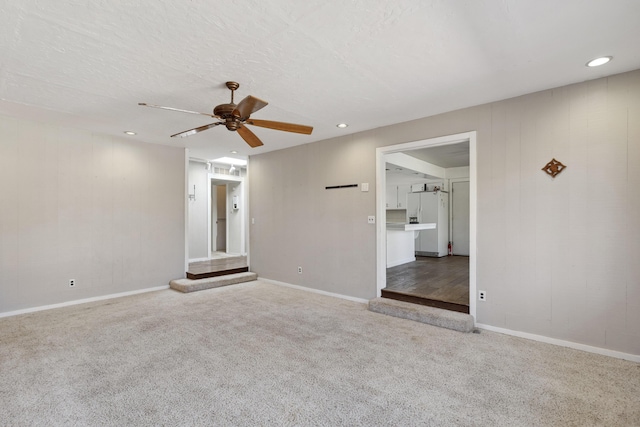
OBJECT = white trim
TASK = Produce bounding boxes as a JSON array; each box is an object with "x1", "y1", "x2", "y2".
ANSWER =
[
  {"x1": 476, "y1": 323, "x2": 640, "y2": 363},
  {"x1": 184, "y1": 149, "x2": 190, "y2": 275},
  {"x1": 375, "y1": 148, "x2": 387, "y2": 298},
  {"x1": 376, "y1": 131, "x2": 477, "y2": 321},
  {"x1": 245, "y1": 160, "x2": 251, "y2": 267},
  {"x1": 208, "y1": 169, "x2": 213, "y2": 255},
  {"x1": 469, "y1": 134, "x2": 477, "y2": 319},
  {"x1": 262, "y1": 278, "x2": 369, "y2": 304},
  {"x1": 188, "y1": 257, "x2": 210, "y2": 263},
  {"x1": 0, "y1": 286, "x2": 170, "y2": 319}
]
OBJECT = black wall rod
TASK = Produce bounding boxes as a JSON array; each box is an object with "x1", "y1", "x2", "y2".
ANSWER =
[{"x1": 325, "y1": 184, "x2": 358, "y2": 190}]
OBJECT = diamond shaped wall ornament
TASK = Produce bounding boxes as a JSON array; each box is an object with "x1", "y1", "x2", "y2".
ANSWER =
[{"x1": 541, "y1": 158, "x2": 566, "y2": 178}]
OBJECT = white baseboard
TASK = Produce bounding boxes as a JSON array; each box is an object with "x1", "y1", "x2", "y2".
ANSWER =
[
  {"x1": 0, "y1": 285, "x2": 170, "y2": 319},
  {"x1": 386, "y1": 256, "x2": 416, "y2": 268},
  {"x1": 476, "y1": 323, "x2": 640, "y2": 363},
  {"x1": 261, "y1": 278, "x2": 369, "y2": 304}
]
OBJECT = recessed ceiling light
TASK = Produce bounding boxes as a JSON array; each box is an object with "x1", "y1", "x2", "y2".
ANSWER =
[
  {"x1": 336, "y1": 123, "x2": 348, "y2": 128},
  {"x1": 230, "y1": 150, "x2": 238, "y2": 154},
  {"x1": 586, "y1": 56, "x2": 612, "y2": 67},
  {"x1": 124, "y1": 131, "x2": 136, "y2": 135}
]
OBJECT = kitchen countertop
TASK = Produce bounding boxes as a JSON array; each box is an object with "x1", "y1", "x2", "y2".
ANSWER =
[{"x1": 386, "y1": 223, "x2": 436, "y2": 231}]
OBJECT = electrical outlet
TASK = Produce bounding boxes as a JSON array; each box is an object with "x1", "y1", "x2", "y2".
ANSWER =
[
  {"x1": 478, "y1": 290, "x2": 486, "y2": 301},
  {"x1": 297, "y1": 266, "x2": 303, "y2": 274},
  {"x1": 69, "y1": 279, "x2": 76, "y2": 288},
  {"x1": 368, "y1": 216, "x2": 375, "y2": 224}
]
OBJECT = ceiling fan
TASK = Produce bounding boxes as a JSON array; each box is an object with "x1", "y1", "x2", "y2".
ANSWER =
[{"x1": 139, "y1": 81, "x2": 313, "y2": 148}]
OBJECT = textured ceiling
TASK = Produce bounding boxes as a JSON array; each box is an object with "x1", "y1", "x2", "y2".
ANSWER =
[{"x1": 1, "y1": 1, "x2": 639, "y2": 162}]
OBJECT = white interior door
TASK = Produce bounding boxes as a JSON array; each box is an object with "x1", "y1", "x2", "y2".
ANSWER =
[{"x1": 451, "y1": 181, "x2": 470, "y2": 256}]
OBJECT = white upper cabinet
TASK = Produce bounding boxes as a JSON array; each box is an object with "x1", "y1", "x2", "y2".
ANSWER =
[
  {"x1": 386, "y1": 184, "x2": 411, "y2": 209},
  {"x1": 397, "y1": 184, "x2": 410, "y2": 208},
  {"x1": 386, "y1": 185, "x2": 397, "y2": 208}
]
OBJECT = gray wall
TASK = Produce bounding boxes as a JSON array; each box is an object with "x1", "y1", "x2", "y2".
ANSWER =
[
  {"x1": 0, "y1": 116, "x2": 185, "y2": 313},
  {"x1": 250, "y1": 136, "x2": 378, "y2": 299},
  {"x1": 188, "y1": 161, "x2": 210, "y2": 260},
  {"x1": 249, "y1": 69, "x2": 640, "y2": 356}
]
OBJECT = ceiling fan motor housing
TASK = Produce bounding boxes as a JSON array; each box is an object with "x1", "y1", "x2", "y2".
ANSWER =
[
  {"x1": 213, "y1": 81, "x2": 242, "y2": 123},
  {"x1": 214, "y1": 103, "x2": 243, "y2": 131},
  {"x1": 213, "y1": 103, "x2": 236, "y2": 118}
]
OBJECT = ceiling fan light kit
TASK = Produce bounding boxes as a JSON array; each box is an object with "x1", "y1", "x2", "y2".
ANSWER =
[{"x1": 139, "y1": 81, "x2": 313, "y2": 148}]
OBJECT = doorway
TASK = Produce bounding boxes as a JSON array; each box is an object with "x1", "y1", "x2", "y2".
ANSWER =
[
  {"x1": 376, "y1": 131, "x2": 477, "y2": 319},
  {"x1": 208, "y1": 176, "x2": 246, "y2": 259}
]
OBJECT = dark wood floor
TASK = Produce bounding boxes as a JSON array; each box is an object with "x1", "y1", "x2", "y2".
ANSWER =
[
  {"x1": 384, "y1": 256, "x2": 469, "y2": 313},
  {"x1": 187, "y1": 256, "x2": 248, "y2": 280}
]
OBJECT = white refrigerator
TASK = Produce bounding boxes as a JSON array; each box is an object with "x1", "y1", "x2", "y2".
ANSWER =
[{"x1": 407, "y1": 190, "x2": 449, "y2": 257}]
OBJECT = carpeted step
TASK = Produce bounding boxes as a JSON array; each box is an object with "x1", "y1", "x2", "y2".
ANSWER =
[
  {"x1": 368, "y1": 297, "x2": 474, "y2": 333},
  {"x1": 170, "y1": 272, "x2": 258, "y2": 293}
]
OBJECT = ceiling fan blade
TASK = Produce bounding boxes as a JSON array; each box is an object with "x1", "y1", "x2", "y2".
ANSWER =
[
  {"x1": 237, "y1": 125, "x2": 264, "y2": 148},
  {"x1": 233, "y1": 95, "x2": 268, "y2": 119},
  {"x1": 139, "y1": 103, "x2": 217, "y2": 117},
  {"x1": 171, "y1": 122, "x2": 223, "y2": 138},
  {"x1": 246, "y1": 119, "x2": 313, "y2": 135}
]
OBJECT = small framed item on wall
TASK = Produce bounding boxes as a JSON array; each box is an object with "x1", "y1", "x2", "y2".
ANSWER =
[{"x1": 541, "y1": 158, "x2": 566, "y2": 178}]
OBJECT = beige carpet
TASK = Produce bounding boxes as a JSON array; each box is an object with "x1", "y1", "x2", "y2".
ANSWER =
[{"x1": 1, "y1": 281, "x2": 638, "y2": 426}]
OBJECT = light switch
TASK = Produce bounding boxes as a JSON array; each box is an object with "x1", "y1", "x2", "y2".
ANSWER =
[
  {"x1": 368, "y1": 216, "x2": 375, "y2": 224},
  {"x1": 361, "y1": 183, "x2": 369, "y2": 192}
]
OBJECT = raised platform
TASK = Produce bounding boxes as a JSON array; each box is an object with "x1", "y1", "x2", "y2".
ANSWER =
[
  {"x1": 170, "y1": 272, "x2": 257, "y2": 293},
  {"x1": 368, "y1": 297, "x2": 474, "y2": 333},
  {"x1": 381, "y1": 289, "x2": 469, "y2": 314},
  {"x1": 186, "y1": 256, "x2": 248, "y2": 280}
]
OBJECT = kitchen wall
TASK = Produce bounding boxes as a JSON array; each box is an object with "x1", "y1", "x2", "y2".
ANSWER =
[
  {"x1": 249, "y1": 69, "x2": 640, "y2": 356},
  {"x1": 0, "y1": 115, "x2": 185, "y2": 314},
  {"x1": 386, "y1": 210, "x2": 406, "y2": 223}
]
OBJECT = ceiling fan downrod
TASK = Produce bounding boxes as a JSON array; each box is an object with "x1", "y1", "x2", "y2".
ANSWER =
[
  {"x1": 226, "y1": 81, "x2": 239, "y2": 104},
  {"x1": 213, "y1": 81, "x2": 241, "y2": 119}
]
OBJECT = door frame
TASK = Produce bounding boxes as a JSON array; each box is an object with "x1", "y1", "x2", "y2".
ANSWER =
[
  {"x1": 375, "y1": 131, "x2": 477, "y2": 321},
  {"x1": 207, "y1": 173, "x2": 246, "y2": 258}
]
